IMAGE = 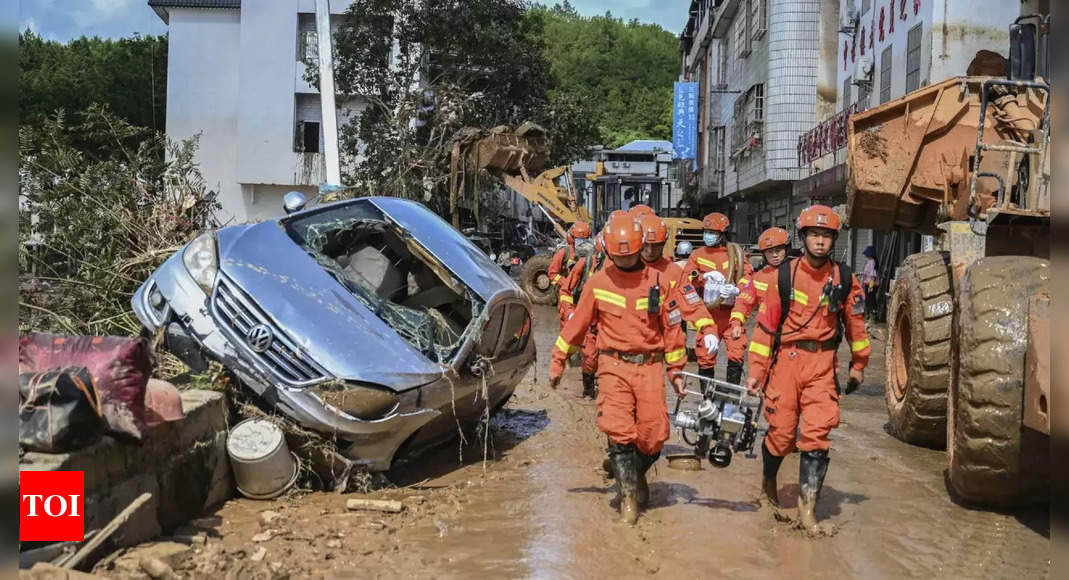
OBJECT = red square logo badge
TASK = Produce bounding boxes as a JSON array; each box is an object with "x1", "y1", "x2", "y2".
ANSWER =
[{"x1": 20, "y1": 471, "x2": 85, "y2": 542}]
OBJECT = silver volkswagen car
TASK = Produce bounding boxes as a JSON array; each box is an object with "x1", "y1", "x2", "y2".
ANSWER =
[{"x1": 132, "y1": 196, "x2": 535, "y2": 470}]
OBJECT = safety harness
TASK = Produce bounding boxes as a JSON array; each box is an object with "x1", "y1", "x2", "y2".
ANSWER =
[
  {"x1": 761, "y1": 258, "x2": 854, "y2": 388},
  {"x1": 571, "y1": 252, "x2": 606, "y2": 304}
]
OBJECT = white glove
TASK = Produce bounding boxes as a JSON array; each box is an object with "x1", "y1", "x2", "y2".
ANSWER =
[
  {"x1": 719, "y1": 284, "x2": 740, "y2": 299},
  {"x1": 703, "y1": 271, "x2": 727, "y2": 303},
  {"x1": 702, "y1": 334, "x2": 719, "y2": 353},
  {"x1": 703, "y1": 271, "x2": 727, "y2": 285}
]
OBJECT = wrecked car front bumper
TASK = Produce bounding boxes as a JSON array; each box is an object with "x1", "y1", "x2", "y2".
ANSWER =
[{"x1": 132, "y1": 254, "x2": 440, "y2": 471}]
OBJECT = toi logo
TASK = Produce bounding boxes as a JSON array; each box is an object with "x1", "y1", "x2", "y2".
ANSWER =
[{"x1": 20, "y1": 471, "x2": 85, "y2": 541}]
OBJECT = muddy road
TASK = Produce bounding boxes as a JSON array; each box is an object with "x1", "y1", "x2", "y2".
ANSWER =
[{"x1": 106, "y1": 305, "x2": 1050, "y2": 579}]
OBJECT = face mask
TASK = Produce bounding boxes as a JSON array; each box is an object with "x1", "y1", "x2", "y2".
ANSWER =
[{"x1": 703, "y1": 232, "x2": 721, "y2": 246}]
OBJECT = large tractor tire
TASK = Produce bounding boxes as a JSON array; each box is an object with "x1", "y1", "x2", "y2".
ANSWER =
[
  {"x1": 519, "y1": 252, "x2": 556, "y2": 305},
  {"x1": 885, "y1": 251, "x2": 954, "y2": 448},
  {"x1": 948, "y1": 256, "x2": 1049, "y2": 507}
]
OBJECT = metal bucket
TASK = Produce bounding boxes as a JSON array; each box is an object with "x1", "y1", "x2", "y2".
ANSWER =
[{"x1": 227, "y1": 418, "x2": 299, "y2": 500}]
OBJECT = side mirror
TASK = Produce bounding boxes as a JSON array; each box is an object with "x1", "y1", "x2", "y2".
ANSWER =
[
  {"x1": 283, "y1": 191, "x2": 308, "y2": 214},
  {"x1": 1009, "y1": 22, "x2": 1037, "y2": 81}
]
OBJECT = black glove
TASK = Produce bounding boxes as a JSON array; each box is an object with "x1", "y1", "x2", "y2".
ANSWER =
[{"x1": 844, "y1": 377, "x2": 861, "y2": 395}]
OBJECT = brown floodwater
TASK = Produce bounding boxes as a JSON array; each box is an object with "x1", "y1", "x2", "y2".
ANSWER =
[{"x1": 102, "y1": 305, "x2": 1049, "y2": 579}]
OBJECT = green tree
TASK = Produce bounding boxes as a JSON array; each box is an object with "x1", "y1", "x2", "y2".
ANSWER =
[
  {"x1": 19, "y1": 31, "x2": 167, "y2": 130},
  {"x1": 325, "y1": 0, "x2": 598, "y2": 216},
  {"x1": 530, "y1": 4, "x2": 680, "y2": 147}
]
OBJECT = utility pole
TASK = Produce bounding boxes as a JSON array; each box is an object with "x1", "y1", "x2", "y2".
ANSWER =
[{"x1": 315, "y1": 0, "x2": 342, "y2": 191}]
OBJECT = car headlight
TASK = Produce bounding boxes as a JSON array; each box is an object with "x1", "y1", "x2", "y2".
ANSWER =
[
  {"x1": 182, "y1": 232, "x2": 218, "y2": 293},
  {"x1": 309, "y1": 381, "x2": 400, "y2": 420}
]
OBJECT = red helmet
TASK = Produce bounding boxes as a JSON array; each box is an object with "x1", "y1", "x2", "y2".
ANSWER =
[
  {"x1": 758, "y1": 227, "x2": 790, "y2": 250},
  {"x1": 639, "y1": 214, "x2": 668, "y2": 244},
  {"x1": 702, "y1": 212, "x2": 730, "y2": 231},
  {"x1": 628, "y1": 204, "x2": 656, "y2": 219},
  {"x1": 604, "y1": 212, "x2": 643, "y2": 257},
  {"x1": 569, "y1": 221, "x2": 592, "y2": 239},
  {"x1": 797, "y1": 205, "x2": 842, "y2": 232}
]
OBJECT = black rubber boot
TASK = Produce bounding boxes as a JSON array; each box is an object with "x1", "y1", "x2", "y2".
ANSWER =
[
  {"x1": 609, "y1": 443, "x2": 640, "y2": 524},
  {"x1": 725, "y1": 359, "x2": 744, "y2": 386},
  {"x1": 581, "y1": 373, "x2": 597, "y2": 399},
  {"x1": 798, "y1": 449, "x2": 831, "y2": 536},
  {"x1": 636, "y1": 451, "x2": 660, "y2": 508},
  {"x1": 760, "y1": 441, "x2": 789, "y2": 521}
]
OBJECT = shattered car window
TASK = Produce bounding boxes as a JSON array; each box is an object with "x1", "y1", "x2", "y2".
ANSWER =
[{"x1": 283, "y1": 201, "x2": 484, "y2": 363}]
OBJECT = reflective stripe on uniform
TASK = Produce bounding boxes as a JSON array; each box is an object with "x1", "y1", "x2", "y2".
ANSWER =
[
  {"x1": 850, "y1": 338, "x2": 871, "y2": 352},
  {"x1": 753, "y1": 280, "x2": 769, "y2": 291},
  {"x1": 749, "y1": 341, "x2": 771, "y2": 357},
  {"x1": 670, "y1": 280, "x2": 677, "y2": 288},
  {"x1": 559, "y1": 294, "x2": 574, "y2": 304},
  {"x1": 592, "y1": 288, "x2": 627, "y2": 308},
  {"x1": 730, "y1": 311, "x2": 746, "y2": 323},
  {"x1": 696, "y1": 257, "x2": 717, "y2": 269},
  {"x1": 694, "y1": 317, "x2": 715, "y2": 330},
  {"x1": 739, "y1": 278, "x2": 750, "y2": 286},
  {"x1": 552, "y1": 275, "x2": 562, "y2": 284},
  {"x1": 665, "y1": 348, "x2": 687, "y2": 364},
  {"x1": 792, "y1": 289, "x2": 809, "y2": 305},
  {"x1": 555, "y1": 336, "x2": 578, "y2": 354},
  {"x1": 634, "y1": 295, "x2": 666, "y2": 310},
  {"x1": 722, "y1": 261, "x2": 730, "y2": 269}
]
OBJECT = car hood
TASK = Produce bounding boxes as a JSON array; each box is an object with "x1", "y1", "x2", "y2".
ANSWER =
[{"x1": 216, "y1": 222, "x2": 445, "y2": 391}]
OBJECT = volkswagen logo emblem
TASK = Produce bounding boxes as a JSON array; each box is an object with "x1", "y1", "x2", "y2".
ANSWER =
[{"x1": 245, "y1": 324, "x2": 274, "y2": 353}]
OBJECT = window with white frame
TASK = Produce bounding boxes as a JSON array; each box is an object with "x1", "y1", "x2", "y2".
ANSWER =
[
  {"x1": 751, "y1": 0, "x2": 767, "y2": 40},
  {"x1": 735, "y1": 13, "x2": 749, "y2": 60},
  {"x1": 880, "y1": 46, "x2": 892, "y2": 103},
  {"x1": 843, "y1": 75, "x2": 851, "y2": 107},
  {"x1": 717, "y1": 38, "x2": 728, "y2": 86},
  {"x1": 906, "y1": 23, "x2": 923, "y2": 92},
  {"x1": 731, "y1": 84, "x2": 764, "y2": 152}
]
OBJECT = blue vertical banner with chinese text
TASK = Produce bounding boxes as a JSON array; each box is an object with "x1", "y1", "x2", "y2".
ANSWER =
[{"x1": 672, "y1": 82, "x2": 698, "y2": 167}]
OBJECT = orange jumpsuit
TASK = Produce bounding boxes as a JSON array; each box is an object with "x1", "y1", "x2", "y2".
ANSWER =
[
  {"x1": 728, "y1": 264, "x2": 777, "y2": 335},
  {"x1": 550, "y1": 264, "x2": 689, "y2": 456},
  {"x1": 645, "y1": 256, "x2": 718, "y2": 347},
  {"x1": 747, "y1": 258, "x2": 871, "y2": 456},
  {"x1": 682, "y1": 245, "x2": 754, "y2": 367},
  {"x1": 557, "y1": 254, "x2": 606, "y2": 375},
  {"x1": 548, "y1": 245, "x2": 578, "y2": 288}
]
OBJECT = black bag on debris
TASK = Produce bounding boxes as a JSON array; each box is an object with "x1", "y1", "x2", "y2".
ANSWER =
[{"x1": 19, "y1": 367, "x2": 105, "y2": 453}]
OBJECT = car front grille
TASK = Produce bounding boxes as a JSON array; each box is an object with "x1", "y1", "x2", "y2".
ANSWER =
[{"x1": 211, "y1": 276, "x2": 326, "y2": 386}]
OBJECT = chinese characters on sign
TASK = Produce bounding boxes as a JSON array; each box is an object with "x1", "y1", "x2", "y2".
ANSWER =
[
  {"x1": 672, "y1": 82, "x2": 699, "y2": 165},
  {"x1": 797, "y1": 102, "x2": 866, "y2": 167}
]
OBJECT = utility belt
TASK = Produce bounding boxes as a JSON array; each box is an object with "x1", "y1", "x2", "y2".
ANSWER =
[
  {"x1": 782, "y1": 339, "x2": 839, "y2": 353},
  {"x1": 600, "y1": 350, "x2": 663, "y2": 365}
]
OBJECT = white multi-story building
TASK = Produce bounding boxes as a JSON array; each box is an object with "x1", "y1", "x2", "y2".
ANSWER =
[
  {"x1": 794, "y1": 0, "x2": 1040, "y2": 268},
  {"x1": 150, "y1": 0, "x2": 366, "y2": 223},
  {"x1": 680, "y1": 0, "x2": 835, "y2": 244}
]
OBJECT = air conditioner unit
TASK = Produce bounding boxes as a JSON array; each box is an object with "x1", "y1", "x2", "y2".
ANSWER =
[
  {"x1": 852, "y1": 56, "x2": 874, "y2": 85},
  {"x1": 839, "y1": 5, "x2": 859, "y2": 34}
]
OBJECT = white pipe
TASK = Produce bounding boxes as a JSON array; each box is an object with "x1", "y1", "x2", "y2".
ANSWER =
[{"x1": 315, "y1": 0, "x2": 342, "y2": 187}]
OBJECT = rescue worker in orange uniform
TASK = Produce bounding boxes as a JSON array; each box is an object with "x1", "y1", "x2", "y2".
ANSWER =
[
  {"x1": 548, "y1": 221, "x2": 593, "y2": 291},
  {"x1": 549, "y1": 212, "x2": 688, "y2": 525},
  {"x1": 744, "y1": 205, "x2": 871, "y2": 535},
  {"x1": 682, "y1": 212, "x2": 753, "y2": 385},
  {"x1": 638, "y1": 214, "x2": 719, "y2": 361},
  {"x1": 727, "y1": 227, "x2": 791, "y2": 342},
  {"x1": 558, "y1": 232, "x2": 609, "y2": 399}
]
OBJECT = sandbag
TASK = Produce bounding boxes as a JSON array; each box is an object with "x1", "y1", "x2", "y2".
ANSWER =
[
  {"x1": 19, "y1": 333, "x2": 155, "y2": 440},
  {"x1": 19, "y1": 368, "x2": 105, "y2": 453}
]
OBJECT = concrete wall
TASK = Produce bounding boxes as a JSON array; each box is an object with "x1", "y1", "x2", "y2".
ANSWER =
[
  {"x1": 165, "y1": 8, "x2": 242, "y2": 221},
  {"x1": 718, "y1": 5, "x2": 770, "y2": 197}
]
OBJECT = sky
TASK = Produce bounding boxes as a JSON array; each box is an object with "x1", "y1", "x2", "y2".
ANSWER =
[{"x1": 18, "y1": 0, "x2": 693, "y2": 42}]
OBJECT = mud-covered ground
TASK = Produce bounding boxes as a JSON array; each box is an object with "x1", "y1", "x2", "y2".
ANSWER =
[{"x1": 100, "y1": 305, "x2": 1049, "y2": 579}]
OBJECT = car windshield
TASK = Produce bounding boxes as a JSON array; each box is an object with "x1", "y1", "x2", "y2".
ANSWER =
[{"x1": 282, "y1": 200, "x2": 483, "y2": 363}]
